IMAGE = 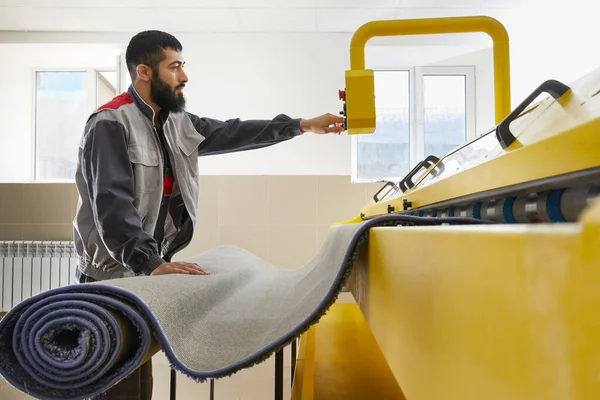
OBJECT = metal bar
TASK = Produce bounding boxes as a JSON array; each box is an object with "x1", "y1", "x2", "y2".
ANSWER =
[
  {"x1": 170, "y1": 369, "x2": 176, "y2": 400},
  {"x1": 210, "y1": 379, "x2": 214, "y2": 400},
  {"x1": 274, "y1": 349, "x2": 283, "y2": 400},
  {"x1": 291, "y1": 340, "x2": 297, "y2": 387},
  {"x1": 348, "y1": 16, "x2": 511, "y2": 124}
]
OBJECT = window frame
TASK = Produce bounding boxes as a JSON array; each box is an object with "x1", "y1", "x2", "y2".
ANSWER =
[
  {"x1": 350, "y1": 65, "x2": 477, "y2": 184},
  {"x1": 32, "y1": 67, "x2": 116, "y2": 182},
  {"x1": 95, "y1": 69, "x2": 119, "y2": 109},
  {"x1": 415, "y1": 65, "x2": 477, "y2": 162}
]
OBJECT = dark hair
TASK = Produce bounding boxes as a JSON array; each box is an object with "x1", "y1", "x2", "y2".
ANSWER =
[{"x1": 125, "y1": 30, "x2": 183, "y2": 81}]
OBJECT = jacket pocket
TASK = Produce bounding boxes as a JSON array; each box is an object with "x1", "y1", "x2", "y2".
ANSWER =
[
  {"x1": 128, "y1": 144, "x2": 159, "y2": 166},
  {"x1": 177, "y1": 138, "x2": 200, "y2": 178},
  {"x1": 128, "y1": 144, "x2": 161, "y2": 194}
]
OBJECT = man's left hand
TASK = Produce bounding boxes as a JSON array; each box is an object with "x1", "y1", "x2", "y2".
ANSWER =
[{"x1": 300, "y1": 114, "x2": 344, "y2": 135}]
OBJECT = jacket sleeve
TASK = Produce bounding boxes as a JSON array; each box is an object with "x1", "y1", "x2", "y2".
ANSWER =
[
  {"x1": 186, "y1": 112, "x2": 304, "y2": 156},
  {"x1": 80, "y1": 116, "x2": 166, "y2": 276}
]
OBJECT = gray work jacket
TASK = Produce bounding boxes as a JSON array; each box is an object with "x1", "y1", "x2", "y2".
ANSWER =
[{"x1": 73, "y1": 85, "x2": 302, "y2": 280}]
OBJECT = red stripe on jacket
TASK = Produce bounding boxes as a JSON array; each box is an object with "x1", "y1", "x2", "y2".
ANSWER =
[{"x1": 97, "y1": 93, "x2": 133, "y2": 111}]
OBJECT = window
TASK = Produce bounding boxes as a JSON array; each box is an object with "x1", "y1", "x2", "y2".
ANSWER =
[
  {"x1": 353, "y1": 71, "x2": 410, "y2": 182},
  {"x1": 96, "y1": 70, "x2": 118, "y2": 108},
  {"x1": 352, "y1": 66, "x2": 476, "y2": 183},
  {"x1": 34, "y1": 69, "x2": 118, "y2": 181}
]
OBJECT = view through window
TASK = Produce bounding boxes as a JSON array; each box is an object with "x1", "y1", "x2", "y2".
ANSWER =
[
  {"x1": 34, "y1": 70, "x2": 118, "y2": 181},
  {"x1": 423, "y1": 74, "x2": 467, "y2": 158},
  {"x1": 355, "y1": 71, "x2": 410, "y2": 181},
  {"x1": 353, "y1": 66, "x2": 475, "y2": 183}
]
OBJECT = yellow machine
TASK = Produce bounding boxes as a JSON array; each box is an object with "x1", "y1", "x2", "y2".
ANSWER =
[{"x1": 293, "y1": 16, "x2": 600, "y2": 400}]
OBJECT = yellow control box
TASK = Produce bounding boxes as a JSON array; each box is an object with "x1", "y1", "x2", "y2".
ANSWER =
[{"x1": 344, "y1": 69, "x2": 376, "y2": 134}]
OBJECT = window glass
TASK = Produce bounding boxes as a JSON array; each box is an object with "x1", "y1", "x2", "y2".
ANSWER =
[
  {"x1": 355, "y1": 70, "x2": 410, "y2": 181},
  {"x1": 423, "y1": 75, "x2": 467, "y2": 158},
  {"x1": 35, "y1": 71, "x2": 87, "y2": 181}
]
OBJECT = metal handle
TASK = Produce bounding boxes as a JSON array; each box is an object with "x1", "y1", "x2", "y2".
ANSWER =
[
  {"x1": 349, "y1": 16, "x2": 512, "y2": 124},
  {"x1": 373, "y1": 181, "x2": 396, "y2": 203},
  {"x1": 399, "y1": 155, "x2": 443, "y2": 192},
  {"x1": 495, "y1": 79, "x2": 570, "y2": 149}
]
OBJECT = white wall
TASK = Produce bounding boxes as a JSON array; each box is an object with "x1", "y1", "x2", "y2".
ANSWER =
[
  {"x1": 188, "y1": 34, "x2": 494, "y2": 176},
  {"x1": 0, "y1": 33, "x2": 493, "y2": 182},
  {"x1": 181, "y1": 33, "x2": 352, "y2": 176},
  {"x1": 485, "y1": 0, "x2": 600, "y2": 107},
  {"x1": 2, "y1": 3, "x2": 600, "y2": 182},
  {"x1": 0, "y1": 35, "x2": 354, "y2": 181}
]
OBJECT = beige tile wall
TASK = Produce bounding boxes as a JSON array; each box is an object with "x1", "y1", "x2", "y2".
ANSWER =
[{"x1": 0, "y1": 177, "x2": 381, "y2": 269}]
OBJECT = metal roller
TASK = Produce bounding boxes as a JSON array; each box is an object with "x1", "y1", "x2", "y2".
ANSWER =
[
  {"x1": 480, "y1": 198, "x2": 516, "y2": 223},
  {"x1": 399, "y1": 183, "x2": 600, "y2": 224},
  {"x1": 437, "y1": 208, "x2": 451, "y2": 218},
  {"x1": 510, "y1": 184, "x2": 600, "y2": 223},
  {"x1": 560, "y1": 184, "x2": 600, "y2": 221},
  {"x1": 512, "y1": 192, "x2": 552, "y2": 223},
  {"x1": 454, "y1": 202, "x2": 482, "y2": 219},
  {"x1": 391, "y1": 180, "x2": 600, "y2": 225}
]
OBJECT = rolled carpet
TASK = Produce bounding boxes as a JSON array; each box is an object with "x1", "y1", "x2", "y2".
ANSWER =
[{"x1": 0, "y1": 214, "x2": 488, "y2": 399}]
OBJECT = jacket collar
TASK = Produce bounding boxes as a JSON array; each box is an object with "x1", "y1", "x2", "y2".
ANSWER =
[{"x1": 128, "y1": 84, "x2": 169, "y2": 126}]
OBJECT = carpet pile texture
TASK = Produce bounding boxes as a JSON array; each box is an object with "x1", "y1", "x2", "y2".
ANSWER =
[{"x1": 0, "y1": 214, "x2": 484, "y2": 399}]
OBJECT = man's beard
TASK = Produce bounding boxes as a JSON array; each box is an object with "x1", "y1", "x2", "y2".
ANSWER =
[{"x1": 150, "y1": 75, "x2": 186, "y2": 113}]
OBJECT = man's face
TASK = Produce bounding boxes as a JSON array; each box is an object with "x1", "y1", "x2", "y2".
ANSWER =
[{"x1": 150, "y1": 48, "x2": 188, "y2": 113}]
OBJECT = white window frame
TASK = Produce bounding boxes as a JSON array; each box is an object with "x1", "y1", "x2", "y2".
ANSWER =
[
  {"x1": 32, "y1": 68, "x2": 116, "y2": 182},
  {"x1": 415, "y1": 65, "x2": 477, "y2": 162},
  {"x1": 95, "y1": 68, "x2": 119, "y2": 108},
  {"x1": 351, "y1": 65, "x2": 477, "y2": 184},
  {"x1": 116, "y1": 52, "x2": 130, "y2": 93}
]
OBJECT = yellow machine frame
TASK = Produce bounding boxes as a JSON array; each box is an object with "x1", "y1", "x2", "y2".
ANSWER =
[
  {"x1": 293, "y1": 15, "x2": 600, "y2": 400},
  {"x1": 341, "y1": 15, "x2": 511, "y2": 134}
]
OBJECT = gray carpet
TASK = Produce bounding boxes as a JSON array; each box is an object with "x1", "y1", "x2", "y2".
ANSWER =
[{"x1": 0, "y1": 214, "x2": 487, "y2": 399}]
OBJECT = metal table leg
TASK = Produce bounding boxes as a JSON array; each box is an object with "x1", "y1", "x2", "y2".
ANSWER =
[
  {"x1": 291, "y1": 339, "x2": 297, "y2": 387},
  {"x1": 170, "y1": 369, "x2": 176, "y2": 400},
  {"x1": 274, "y1": 349, "x2": 283, "y2": 400}
]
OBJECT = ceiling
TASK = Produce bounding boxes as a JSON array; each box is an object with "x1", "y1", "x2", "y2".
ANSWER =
[{"x1": 0, "y1": 0, "x2": 528, "y2": 33}]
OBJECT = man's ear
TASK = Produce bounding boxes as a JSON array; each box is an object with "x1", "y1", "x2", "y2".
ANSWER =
[{"x1": 135, "y1": 64, "x2": 152, "y2": 82}]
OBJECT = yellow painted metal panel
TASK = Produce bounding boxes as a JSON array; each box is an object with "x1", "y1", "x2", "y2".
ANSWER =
[
  {"x1": 291, "y1": 302, "x2": 406, "y2": 400},
  {"x1": 356, "y1": 199, "x2": 600, "y2": 400},
  {"x1": 291, "y1": 327, "x2": 315, "y2": 400},
  {"x1": 344, "y1": 69, "x2": 376, "y2": 134}
]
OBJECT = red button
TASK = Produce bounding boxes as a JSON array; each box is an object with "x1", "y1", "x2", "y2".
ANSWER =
[{"x1": 338, "y1": 90, "x2": 345, "y2": 101}]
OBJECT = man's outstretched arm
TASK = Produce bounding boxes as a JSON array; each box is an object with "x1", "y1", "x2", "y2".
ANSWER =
[{"x1": 186, "y1": 112, "x2": 344, "y2": 156}]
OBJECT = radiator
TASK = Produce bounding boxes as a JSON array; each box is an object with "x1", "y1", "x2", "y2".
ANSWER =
[{"x1": 0, "y1": 241, "x2": 77, "y2": 313}]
